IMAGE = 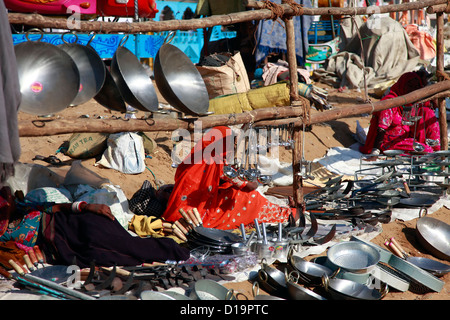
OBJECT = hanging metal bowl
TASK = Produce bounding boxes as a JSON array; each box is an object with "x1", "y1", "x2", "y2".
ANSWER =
[
  {"x1": 416, "y1": 216, "x2": 450, "y2": 261},
  {"x1": 57, "y1": 32, "x2": 106, "y2": 106},
  {"x1": 94, "y1": 65, "x2": 127, "y2": 112},
  {"x1": 15, "y1": 30, "x2": 80, "y2": 116},
  {"x1": 154, "y1": 43, "x2": 210, "y2": 116},
  {"x1": 110, "y1": 37, "x2": 159, "y2": 112}
]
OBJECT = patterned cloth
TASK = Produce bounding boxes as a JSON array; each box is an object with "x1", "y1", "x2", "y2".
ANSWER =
[
  {"x1": 161, "y1": 126, "x2": 294, "y2": 230},
  {"x1": 0, "y1": 201, "x2": 53, "y2": 247},
  {"x1": 254, "y1": 0, "x2": 313, "y2": 66}
]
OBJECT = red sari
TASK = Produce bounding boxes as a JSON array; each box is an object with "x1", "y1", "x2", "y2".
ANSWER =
[
  {"x1": 360, "y1": 72, "x2": 440, "y2": 154},
  {"x1": 162, "y1": 126, "x2": 293, "y2": 230}
]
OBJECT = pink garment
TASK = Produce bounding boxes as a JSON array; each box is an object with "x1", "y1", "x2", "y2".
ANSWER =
[
  {"x1": 377, "y1": 104, "x2": 440, "y2": 153},
  {"x1": 360, "y1": 72, "x2": 440, "y2": 154}
]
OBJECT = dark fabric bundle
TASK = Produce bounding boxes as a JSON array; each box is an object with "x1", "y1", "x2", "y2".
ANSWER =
[{"x1": 128, "y1": 180, "x2": 166, "y2": 218}]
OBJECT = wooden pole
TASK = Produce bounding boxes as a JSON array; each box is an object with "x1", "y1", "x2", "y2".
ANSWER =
[
  {"x1": 436, "y1": 12, "x2": 448, "y2": 150},
  {"x1": 18, "y1": 80, "x2": 450, "y2": 136},
  {"x1": 7, "y1": 0, "x2": 447, "y2": 32},
  {"x1": 18, "y1": 105, "x2": 306, "y2": 137},
  {"x1": 282, "y1": 1, "x2": 304, "y2": 214}
]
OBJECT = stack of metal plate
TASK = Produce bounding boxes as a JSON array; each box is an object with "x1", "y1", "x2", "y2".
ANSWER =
[{"x1": 187, "y1": 226, "x2": 242, "y2": 254}]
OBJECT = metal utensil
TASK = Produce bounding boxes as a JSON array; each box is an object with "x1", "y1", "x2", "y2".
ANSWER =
[
  {"x1": 15, "y1": 29, "x2": 80, "y2": 115},
  {"x1": 327, "y1": 241, "x2": 380, "y2": 273},
  {"x1": 110, "y1": 36, "x2": 159, "y2": 112},
  {"x1": 58, "y1": 32, "x2": 106, "y2": 106},
  {"x1": 154, "y1": 43, "x2": 210, "y2": 116},
  {"x1": 416, "y1": 216, "x2": 450, "y2": 261},
  {"x1": 322, "y1": 274, "x2": 387, "y2": 300}
]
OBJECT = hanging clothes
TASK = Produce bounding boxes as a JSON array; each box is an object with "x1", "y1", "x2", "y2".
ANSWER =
[
  {"x1": 254, "y1": 0, "x2": 313, "y2": 67},
  {"x1": 161, "y1": 126, "x2": 294, "y2": 230}
]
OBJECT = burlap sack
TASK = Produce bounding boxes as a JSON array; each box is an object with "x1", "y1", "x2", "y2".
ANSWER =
[
  {"x1": 65, "y1": 132, "x2": 109, "y2": 159},
  {"x1": 196, "y1": 52, "x2": 250, "y2": 99}
]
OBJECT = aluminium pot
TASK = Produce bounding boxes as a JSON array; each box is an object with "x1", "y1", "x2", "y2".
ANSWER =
[
  {"x1": 94, "y1": 65, "x2": 127, "y2": 112},
  {"x1": 57, "y1": 32, "x2": 106, "y2": 106},
  {"x1": 416, "y1": 216, "x2": 450, "y2": 261},
  {"x1": 190, "y1": 279, "x2": 236, "y2": 300},
  {"x1": 14, "y1": 31, "x2": 80, "y2": 116},
  {"x1": 154, "y1": 43, "x2": 210, "y2": 116},
  {"x1": 327, "y1": 241, "x2": 380, "y2": 274},
  {"x1": 110, "y1": 39, "x2": 159, "y2": 112},
  {"x1": 321, "y1": 274, "x2": 387, "y2": 300}
]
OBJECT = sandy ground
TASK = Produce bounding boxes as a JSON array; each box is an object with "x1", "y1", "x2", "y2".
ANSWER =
[{"x1": 15, "y1": 82, "x2": 450, "y2": 300}]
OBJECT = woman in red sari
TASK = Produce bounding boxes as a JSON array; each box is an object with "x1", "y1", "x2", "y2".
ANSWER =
[
  {"x1": 162, "y1": 126, "x2": 294, "y2": 230},
  {"x1": 360, "y1": 71, "x2": 440, "y2": 155}
]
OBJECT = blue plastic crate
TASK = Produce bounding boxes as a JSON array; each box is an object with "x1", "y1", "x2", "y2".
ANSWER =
[{"x1": 308, "y1": 20, "x2": 341, "y2": 44}]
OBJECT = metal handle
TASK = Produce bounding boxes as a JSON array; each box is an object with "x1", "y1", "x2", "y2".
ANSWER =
[
  {"x1": 419, "y1": 207, "x2": 428, "y2": 218},
  {"x1": 118, "y1": 34, "x2": 129, "y2": 47},
  {"x1": 25, "y1": 28, "x2": 44, "y2": 42},
  {"x1": 225, "y1": 288, "x2": 235, "y2": 300},
  {"x1": 163, "y1": 31, "x2": 177, "y2": 44},
  {"x1": 252, "y1": 281, "x2": 260, "y2": 297},
  {"x1": 86, "y1": 32, "x2": 97, "y2": 46},
  {"x1": 61, "y1": 31, "x2": 78, "y2": 44},
  {"x1": 321, "y1": 274, "x2": 330, "y2": 291}
]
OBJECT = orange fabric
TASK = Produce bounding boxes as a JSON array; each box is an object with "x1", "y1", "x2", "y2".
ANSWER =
[
  {"x1": 405, "y1": 24, "x2": 436, "y2": 61},
  {"x1": 162, "y1": 126, "x2": 293, "y2": 230}
]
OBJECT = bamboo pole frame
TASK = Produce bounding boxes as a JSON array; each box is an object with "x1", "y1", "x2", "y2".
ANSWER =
[{"x1": 8, "y1": 0, "x2": 450, "y2": 210}]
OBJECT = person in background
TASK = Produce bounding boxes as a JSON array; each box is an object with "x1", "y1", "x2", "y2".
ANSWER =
[{"x1": 359, "y1": 71, "x2": 440, "y2": 156}]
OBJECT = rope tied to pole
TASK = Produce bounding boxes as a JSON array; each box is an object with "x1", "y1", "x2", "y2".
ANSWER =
[
  {"x1": 283, "y1": 0, "x2": 304, "y2": 17},
  {"x1": 261, "y1": 0, "x2": 285, "y2": 20}
]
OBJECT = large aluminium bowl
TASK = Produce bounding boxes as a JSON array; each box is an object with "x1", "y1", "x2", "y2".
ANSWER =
[
  {"x1": 110, "y1": 45, "x2": 159, "y2": 112},
  {"x1": 58, "y1": 40, "x2": 106, "y2": 106},
  {"x1": 154, "y1": 43, "x2": 210, "y2": 116},
  {"x1": 327, "y1": 241, "x2": 380, "y2": 273},
  {"x1": 15, "y1": 41, "x2": 80, "y2": 115},
  {"x1": 416, "y1": 216, "x2": 450, "y2": 261}
]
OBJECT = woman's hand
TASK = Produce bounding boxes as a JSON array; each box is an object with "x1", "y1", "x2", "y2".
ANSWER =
[
  {"x1": 242, "y1": 181, "x2": 258, "y2": 192},
  {"x1": 81, "y1": 203, "x2": 115, "y2": 221}
]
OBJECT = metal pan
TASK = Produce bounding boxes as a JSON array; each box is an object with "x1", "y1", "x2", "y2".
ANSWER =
[
  {"x1": 110, "y1": 37, "x2": 159, "y2": 112},
  {"x1": 258, "y1": 260, "x2": 287, "y2": 291},
  {"x1": 15, "y1": 30, "x2": 80, "y2": 116},
  {"x1": 406, "y1": 257, "x2": 450, "y2": 277},
  {"x1": 416, "y1": 216, "x2": 450, "y2": 261},
  {"x1": 94, "y1": 65, "x2": 127, "y2": 112},
  {"x1": 288, "y1": 253, "x2": 336, "y2": 286},
  {"x1": 154, "y1": 43, "x2": 210, "y2": 116},
  {"x1": 397, "y1": 196, "x2": 437, "y2": 208},
  {"x1": 327, "y1": 241, "x2": 380, "y2": 273},
  {"x1": 286, "y1": 277, "x2": 327, "y2": 300},
  {"x1": 58, "y1": 32, "x2": 106, "y2": 106},
  {"x1": 322, "y1": 274, "x2": 387, "y2": 300},
  {"x1": 190, "y1": 279, "x2": 236, "y2": 300},
  {"x1": 191, "y1": 226, "x2": 242, "y2": 244},
  {"x1": 350, "y1": 236, "x2": 444, "y2": 293},
  {"x1": 29, "y1": 265, "x2": 71, "y2": 284}
]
